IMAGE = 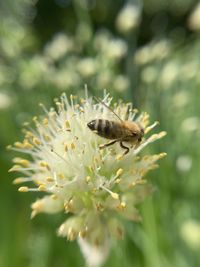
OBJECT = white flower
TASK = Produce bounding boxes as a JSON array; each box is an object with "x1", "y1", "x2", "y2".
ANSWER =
[
  {"x1": 44, "y1": 33, "x2": 74, "y2": 60},
  {"x1": 181, "y1": 116, "x2": 200, "y2": 133},
  {"x1": 159, "y1": 62, "x2": 179, "y2": 88},
  {"x1": 134, "y1": 40, "x2": 171, "y2": 65},
  {"x1": 180, "y1": 220, "x2": 200, "y2": 249},
  {"x1": 77, "y1": 58, "x2": 98, "y2": 77},
  {"x1": 188, "y1": 3, "x2": 200, "y2": 31},
  {"x1": 0, "y1": 92, "x2": 12, "y2": 109},
  {"x1": 9, "y1": 92, "x2": 166, "y2": 266},
  {"x1": 176, "y1": 155, "x2": 192, "y2": 172},
  {"x1": 116, "y1": 3, "x2": 141, "y2": 33},
  {"x1": 94, "y1": 31, "x2": 127, "y2": 60}
]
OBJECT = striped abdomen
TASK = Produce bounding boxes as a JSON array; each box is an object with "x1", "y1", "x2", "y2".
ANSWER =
[{"x1": 87, "y1": 119, "x2": 125, "y2": 140}]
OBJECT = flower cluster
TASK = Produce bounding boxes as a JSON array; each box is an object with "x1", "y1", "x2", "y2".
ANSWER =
[{"x1": 9, "y1": 93, "x2": 166, "y2": 267}]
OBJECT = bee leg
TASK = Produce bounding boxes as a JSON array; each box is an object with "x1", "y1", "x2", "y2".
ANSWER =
[
  {"x1": 120, "y1": 141, "x2": 129, "y2": 155},
  {"x1": 99, "y1": 140, "x2": 118, "y2": 149}
]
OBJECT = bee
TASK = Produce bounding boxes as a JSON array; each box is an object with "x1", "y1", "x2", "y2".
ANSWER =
[{"x1": 87, "y1": 97, "x2": 144, "y2": 155}]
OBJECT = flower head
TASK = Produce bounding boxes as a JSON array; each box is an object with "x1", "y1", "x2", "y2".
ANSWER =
[{"x1": 9, "y1": 92, "x2": 166, "y2": 267}]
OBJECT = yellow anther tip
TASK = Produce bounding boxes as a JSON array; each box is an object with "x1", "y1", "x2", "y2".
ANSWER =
[
  {"x1": 39, "y1": 185, "x2": 46, "y2": 191},
  {"x1": 111, "y1": 192, "x2": 119, "y2": 200},
  {"x1": 85, "y1": 176, "x2": 91, "y2": 183},
  {"x1": 116, "y1": 168, "x2": 123, "y2": 177},
  {"x1": 116, "y1": 154, "x2": 123, "y2": 161},
  {"x1": 18, "y1": 186, "x2": 29, "y2": 192},
  {"x1": 13, "y1": 178, "x2": 24, "y2": 184}
]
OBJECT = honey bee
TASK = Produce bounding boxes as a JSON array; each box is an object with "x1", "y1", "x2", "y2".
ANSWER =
[{"x1": 87, "y1": 97, "x2": 144, "y2": 155}]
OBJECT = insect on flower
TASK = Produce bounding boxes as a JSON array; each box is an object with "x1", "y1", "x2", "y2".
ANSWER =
[{"x1": 87, "y1": 97, "x2": 144, "y2": 155}]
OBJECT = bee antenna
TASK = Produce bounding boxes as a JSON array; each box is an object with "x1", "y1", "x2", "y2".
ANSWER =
[
  {"x1": 50, "y1": 147, "x2": 69, "y2": 164},
  {"x1": 94, "y1": 96, "x2": 123, "y2": 122}
]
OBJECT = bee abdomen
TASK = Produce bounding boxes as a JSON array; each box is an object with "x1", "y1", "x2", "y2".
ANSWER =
[
  {"x1": 87, "y1": 119, "x2": 119, "y2": 139},
  {"x1": 87, "y1": 119, "x2": 109, "y2": 133}
]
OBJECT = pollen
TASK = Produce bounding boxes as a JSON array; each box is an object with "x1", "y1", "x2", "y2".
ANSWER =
[
  {"x1": 33, "y1": 137, "x2": 41, "y2": 146},
  {"x1": 58, "y1": 173, "x2": 65, "y2": 180},
  {"x1": 116, "y1": 168, "x2": 123, "y2": 177},
  {"x1": 116, "y1": 154, "x2": 123, "y2": 161},
  {"x1": 64, "y1": 144, "x2": 68, "y2": 152},
  {"x1": 46, "y1": 177, "x2": 54, "y2": 182},
  {"x1": 79, "y1": 229, "x2": 87, "y2": 238},
  {"x1": 68, "y1": 227, "x2": 77, "y2": 241},
  {"x1": 40, "y1": 161, "x2": 51, "y2": 170},
  {"x1": 25, "y1": 131, "x2": 34, "y2": 138},
  {"x1": 18, "y1": 186, "x2": 29, "y2": 192},
  {"x1": 115, "y1": 178, "x2": 121, "y2": 184},
  {"x1": 9, "y1": 165, "x2": 20, "y2": 172},
  {"x1": 85, "y1": 176, "x2": 91, "y2": 183},
  {"x1": 23, "y1": 141, "x2": 34, "y2": 149},
  {"x1": 159, "y1": 152, "x2": 167, "y2": 158},
  {"x1": 96, "y1": 202, "x2": 104, "y2": 212},
  {"x1": 65, "y1": 120, "x2": 70, "y2": 129},
  {"x1": 13, "y1": 178, "x2": 23, "y2": 184},
  {"x1": 110, "y1": 192, "x2": 119, "y2": 200},
  {"x1": 14, "y1": 142, "x2": 24, "y2": 148},
  {"x1": 44, "y1": 134, "x2": 51, "y2": 142},
  {"x1": 32, "y1": 116, "x2": 38, "y2": 122},
  {"x1": 64, "y1": 199, "x2": 74, "y2": 212},
  {"x1": 13, "y1": 158, "x2": 30, "y2": 167},
  {"x1": 43, "y1": 118, "x2": 49, "y2": 125},
  {"x1": 117, "y1": 201, "x2": 126, "y2": 211},
  {"x1": 136, "y1": 179, "x2": 147, "y2": 185},
  {"x1": 50, "y1": 194, "x2": 57, "y2": 200},
  {"x1": 39, "y1": 185, "x2": 47, "y2": 191},
  {"x1": 70, "y1": 142, "x2": 76, "y2": 150}
]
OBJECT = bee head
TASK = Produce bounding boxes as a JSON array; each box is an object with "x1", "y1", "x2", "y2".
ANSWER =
[
  {"x1": 138, "y1": 125, "x2": 144, "y2": 142},
  {"x1": 130, "y1": 124, "x2": 144, "y2": 142}
]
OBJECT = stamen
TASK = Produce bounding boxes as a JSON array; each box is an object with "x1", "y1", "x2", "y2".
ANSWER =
[
  {"x1": 116, "y1": 154, "x2": 123, "y2": 161},
  {"x1": 100, "y1": 185, "x2": 119, "y2": 200},
  {"x1": 39, "y1": 161, "x2": 51, "y2": 171},
  {"x1": 23, "y1": 140, "x2": 34, "y2": 149},
  {"x1": 13, "y1": 177, "x2": 33, "y2": 184},
  {"x1": 18, "y1": 186, "x2": 39, "y2": 192},
  {"x1": 46, "y1": 177, "x2": 54, "y2": 182},
  {"x1": 114, "y1": 178, "x2": 121, "y2": 184},
  {"x1": 96, "y1": 202, "x2": 104, "y2": 212},
  {"x1": 116, "y1": 168, "x2": 123, "y2": 177},
  {"x1": 13, "y1": 158, "x2": 30, "y2": 167},
  {"x1": 64, "y1": 144, "x2": 68, "y2": 152},
  {"x1": 65, "y1": 120, "x2": 70, "y2": 129},
  {"x1": 14, "y1": 142, "x2": 25, "y2": 148},
  {"x1": 79, "y1": 229, "x2": 87, "y2": 238},
  {"x1": 43, "y1": 118, "x2": 49, "y2": 126},
  {"x1": 33, "y1": 137, "x2": 42, "y2": 146},
  {"x1": 18, "y1": 186, "x2": 29, "y2": 192},
  {"x1": 67, "y1": 227, "x2": 77, "y2": 241},
  {"x1": 39, "y1": 185, "x2": 46, "y2": 191},
  {"x1": 145, "y1": 121, "x2": 159, "y2": 134},
  {"x1": 51, "y1": 194, "x2": 58, "y2": 200},
  {"x1": 133, "y1": 131, "x2": 167, "y2": 156},
  {"x1": 117, "y1": 201, "x2": 126, "y2": 211},
  {"x1": 64, "y1": 199, "x2": 74, "y2": 212},
  {"x1": 85, "y1": 176, "x2": 91, "y2": 183},
  {"x1": 70, "y1": 142, "x2": 76, "y2": 150}
]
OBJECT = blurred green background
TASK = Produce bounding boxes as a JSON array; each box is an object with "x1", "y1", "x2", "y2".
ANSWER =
[{"x1": 1, "y1": 0, "x2": 200, "y2": 266}]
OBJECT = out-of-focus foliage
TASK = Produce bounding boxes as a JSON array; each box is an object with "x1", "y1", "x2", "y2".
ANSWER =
[{"x1": 1, "y1": 0, "x2": 200, "y2": 267}]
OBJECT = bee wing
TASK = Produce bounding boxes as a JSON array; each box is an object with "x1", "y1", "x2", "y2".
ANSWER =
[{"x1": 94, "y1": 96, "x2": 124, "y2": 123}]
